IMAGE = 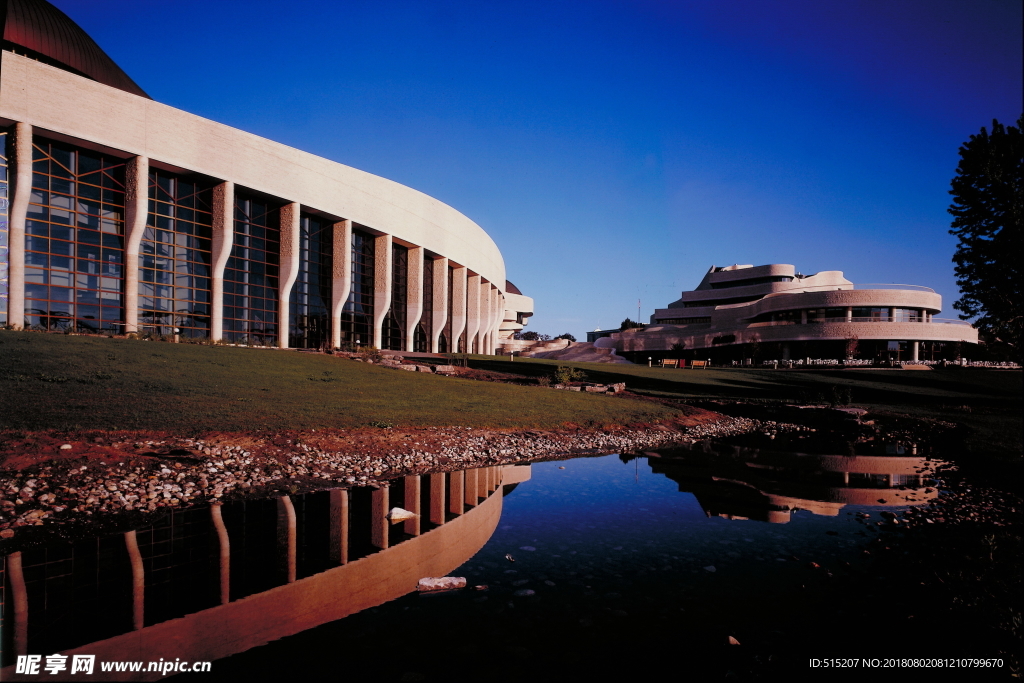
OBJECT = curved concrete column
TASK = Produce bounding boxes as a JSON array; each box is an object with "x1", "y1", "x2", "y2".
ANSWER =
[
  {"x1": 465, "y1": 274, "x2": 481, "y2": 354},
  {"x1": 490, "y1": 286, "x2": 502, "y2": 353},
  {"x1": 330, "y1": 220, "x2": 352, "y2": 349},
  {"x1": 123, "y1": 155, "x2": 149, "y2": 334},
  {"x1": 430, "y1": 257, "x2": 448, "y2": 352},
  {"x1": 210, "y1": 504, "x2": 231, "y2": 605},
  {"x1": 7, "y1": 121, "x2": 32, "y2": 330},
  {"x1": 209, "y1": 181, "x2": 234, "y2": 341},
  {"x1": 450, "y1": 266, "x2": 467, "y2": 352},
  {"x1": 405, "y1": 246, "x2": 424, "y2": 352},
  {"x1": 372, "y1": 234, "x2": 392, "y2": 349},
  {"x1": 277, "y1": 203, "x2": 301, "y2": 349},
  {"x1": 479, "y1": 282, "x2": 491, "y2": 355},
  {"x1": 277, "y1": 496, "x2": 297, "y2": 583},
  {"x1": 7, "y1": 551, "x2": 27, "y2": 656},
  {"x1": 125, "y1": 530, "x2": 145, "y2": 630}
]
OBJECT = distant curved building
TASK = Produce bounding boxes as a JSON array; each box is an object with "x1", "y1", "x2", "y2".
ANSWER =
[
  {"x1": 611, "y1": 264, "x2": 978, "y2": 361},
  {"x1": 0, "y1": 0, "x2": 527, "y2": 354}
]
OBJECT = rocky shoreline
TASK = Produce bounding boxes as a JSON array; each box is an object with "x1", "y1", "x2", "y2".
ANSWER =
[{"x1": 0, "y1": 414, "x2": 810, "y2": 542}]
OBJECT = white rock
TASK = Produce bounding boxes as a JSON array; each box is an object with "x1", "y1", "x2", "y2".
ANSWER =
[
  {"x1": 417, "y1": 576, "x2": 467, "y2": 592},
  {"x1": 387, "y1": 507, "x2": 419, "y2": 523},
  {"x1": 60, "y1": 444, "x2": 73, "y2": 450}
]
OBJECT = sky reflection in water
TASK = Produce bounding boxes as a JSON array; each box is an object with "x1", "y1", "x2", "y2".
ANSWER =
[{"x1": 192, "y1": 449, "x2": 931, "y2": 681}]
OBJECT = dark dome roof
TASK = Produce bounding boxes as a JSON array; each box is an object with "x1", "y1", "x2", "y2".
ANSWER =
[
  {"x1": 1, "y1": 0, "x2": 150, "y2": 98},
  {"x1": 505, "y1": 280, "x2": 522, "y2": 295}
]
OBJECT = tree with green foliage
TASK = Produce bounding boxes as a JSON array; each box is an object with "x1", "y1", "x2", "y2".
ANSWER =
[
  {"x1": 619, "y1": 318, "x2": 644, "y2": 331},
  {"x1": 555, "y1": 333, "x2": 576, "y2": 342},
  {"x1": 948, "y1": 115, "x2": 1023, "y2": 357}
]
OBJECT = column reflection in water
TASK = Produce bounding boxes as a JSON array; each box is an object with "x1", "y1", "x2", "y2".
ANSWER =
[{"x1": 0, "y1": 465, "x2": 511, "y2": 673}]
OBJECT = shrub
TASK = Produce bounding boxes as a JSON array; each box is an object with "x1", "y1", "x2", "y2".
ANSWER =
[{"x1": 553, "y1": 365, "x2": 586, "y2": 385}]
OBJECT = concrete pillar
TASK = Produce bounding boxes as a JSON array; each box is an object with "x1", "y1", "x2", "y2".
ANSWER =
[
  {"x1": 330, "y1": 220, "x2": 352, "y2": 349},
  {"x1": 800, "y1": 309, "x2": 807, "y2": 325},
  {"x1": 430, "y1": 257, "x2": 448, "y2": 352},
  {"x1": 448, "y1": 470, "x2": 464, "y2": 516},
  {"x1": 125, "y1": 530, "x2": 145, "y2": 630},
  {"x1": 843, "y1": 472, "x2": 850, "y2": 485},
  {"x1": 429, "y1": 473, "x2": 446, "y2": 525},
  {"x1": 328, "y1": 489, "x2": 349, "y2": 565},
  {"x1": 405, "y1": 246, "x2": 424, "y2": 352},
  {"x1": 371, "y1": 486, "x2": 389, "y2": 549},
  {"x1": 7, "y1": 122, "x2": 32, "y2": 330},
  {"x1": 781, "y1": 342, "x2": 791, "y2": 361},
  {"x1": 7, "y1": 551, "x2": 28, "y2": 656},
  {"x1": 403, "y1": 475, "x2": 421, "y2": 535},
  {"x1": 210, "y1": 503, "x2": 231, "y2": 604},
  {"x1": 845, "y1": 307, "x2": 853, "y2": 323},
  {"x1": 277, "y1": 203, "x2": 301, "y2": 349},
  {"x1": 479, "y1": 282, "x2": 491, "y2": 355},
  {"x1": 889, "y1": 307, "x2": 895, "y2": 322},
  {"x1": 210, "y1": 181, "x2": 234, "y2": 341},
  {"x1": 122, "y1": 155, "x2": 149, "y2": 335},
  {"x1": 372, "y1": 234, "x2": 392, "y2": 349},
  {"x1": 491, "y1": 288, "x2": 503, "y2": 353},
  {"x1": 911, "y1": 340, "x2": 919, "y2": 361},
  {"x1": 464, "y1": 468, "x2": 478, "y2": 507},
  {"x1": 476, "y1": 467, "x2": 488, "y2": 499},
  {"x1": 466, "y1": 274, "x2": 481, "y2": 354},
  {"x1": 450, "y1": 266, "x2": 467, "y2": 352},
  {"x1": 276, "y1": 496, "x2": 297, "y2": 583}
]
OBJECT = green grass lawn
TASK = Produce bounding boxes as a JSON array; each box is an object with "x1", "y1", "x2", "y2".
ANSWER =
[
  {"x1": 467, "y1": 356, "x2": 1023, "y2": 459},
  {"x1": 0, "y1": 332, "x2": 677, "y2": 433}
]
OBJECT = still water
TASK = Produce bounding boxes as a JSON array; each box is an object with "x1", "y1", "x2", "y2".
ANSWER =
[{"x1": 1, "y1": 445, "x2": 938, "y2": 681}]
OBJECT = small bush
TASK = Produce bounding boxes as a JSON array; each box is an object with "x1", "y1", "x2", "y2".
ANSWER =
[{"x1": 553, "y1": 366, "x2": 586, "y2": 385}]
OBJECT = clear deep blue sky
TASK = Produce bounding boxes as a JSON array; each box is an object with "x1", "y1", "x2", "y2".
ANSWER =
[{"x1": 54, "y1": 0, "x2": 1022, "y2": 339}]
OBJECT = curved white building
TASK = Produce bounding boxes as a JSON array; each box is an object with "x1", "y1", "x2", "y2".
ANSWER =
[
  {"x1": 0, "y1": 0, "x2": 522, "y2": 354},
  {"x1": 613, "y1": 264, "x2": 978, "y2": 361}
]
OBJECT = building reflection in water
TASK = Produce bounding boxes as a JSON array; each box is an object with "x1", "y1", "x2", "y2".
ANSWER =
[
  {"x1": 630, "y1": 442, "x2": 940, "y2": 524},
  {"x1": 0, "y1": 465, "x2": 531, "y2": 681}
]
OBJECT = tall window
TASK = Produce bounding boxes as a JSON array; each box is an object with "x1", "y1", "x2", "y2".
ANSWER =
[
  {"x1": 0, "y1": 128, "x2": 9, "y2": 325},
  {"x1": 415, "y1": 254, "x2": 433, "y2": 352},
  {"x1": 25, "y1": 139, "x2": 125, "y2": 332},
  {"x1": 289, "y1": 215, "x2": 332, "y2": 349},
  {"x1": 224, "y1": 195, "x2": 280, "y2": 344},
  {"x1": 341, "y1": 228, "x2": 374, "y2": 346},
  {"x1": 382, "y1": 243, "x2": 407, "y2": 351},
  {"x1": 140, "y1": 171, "x2": 213, "y2": 337}
]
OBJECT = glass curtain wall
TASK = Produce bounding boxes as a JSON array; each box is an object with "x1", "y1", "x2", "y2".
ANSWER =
[
  {"x1": 288, "y1": 215, "x2": 332, "y2": 349},
  {"x1": 414, "y1": 254, "x2": 433, "y2": 352},
  {"x1": 0, "y1": 128, "x2": 8, "y2": 325},
  {"x1": 341, "y1": 227, "x2": 374, "y2": 347},
  {"x1": 382, "y1": 243, "x2": 407, "y2": 351},
  {"x1": 25, "y1": 139, "x2": 125, "y2": 332},
  {"x1": 224, "y1": 195, "x2": 280, "y2": 344},
  {"x1": 139, "y1": 171, "x2": 213, "y2": 338}
]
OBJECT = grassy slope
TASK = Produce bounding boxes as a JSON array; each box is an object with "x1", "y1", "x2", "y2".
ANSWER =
[
  {"x1": 467, "y1": 356, "x2": 1024, "y2": 459},
  {"x1": 0, "y1": 333, "x2": 676, "y2": 433}
]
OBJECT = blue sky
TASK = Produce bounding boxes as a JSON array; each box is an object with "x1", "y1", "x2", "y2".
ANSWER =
[{"x1": 56, "y1": 0, "x2": 1022, "y2": 338}]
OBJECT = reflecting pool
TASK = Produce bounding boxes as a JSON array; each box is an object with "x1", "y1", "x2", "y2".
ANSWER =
[{"x1": 1, "y1": 448, "x2": 944, "y2": 681}]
